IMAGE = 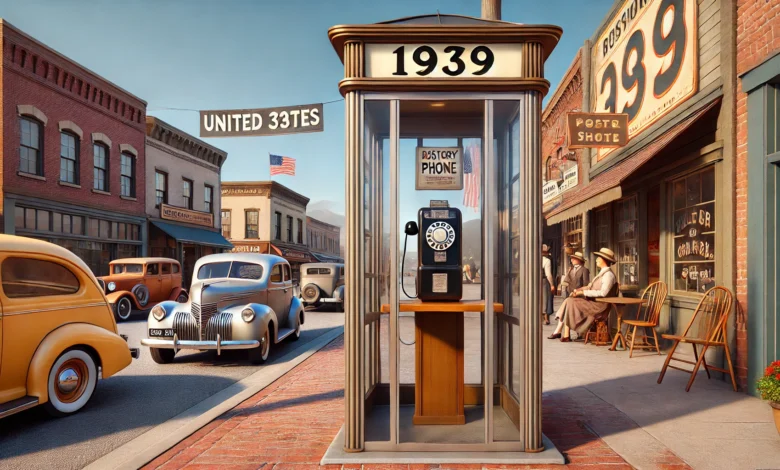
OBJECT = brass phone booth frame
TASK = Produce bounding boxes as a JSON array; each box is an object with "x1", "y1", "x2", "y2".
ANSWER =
[{"x1": 325, "y1": 14, "x2": 562, "y2": 462}]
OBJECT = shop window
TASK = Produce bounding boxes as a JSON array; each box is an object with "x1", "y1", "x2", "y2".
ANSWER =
[
  {"x1": 99, "y1": 220, "x2": 110, "y2": 239},
  {"x1": 274, "y1": 211, "x2": 282, "y2": 240},
  {"x1": 287, "y1": 215, "x2": 293, "y2": 242},
  {"x1": 120, "y1": 153, "x2": 135, "y2": 197},
  {"x1": 118, "y1": 223, "x2": 127, "y2": 240},
  {"x1": 155, "y1": 171, "x2": 168, "y2": 207},
  {"x1": 60, "y1": 132, "x2": 79, "y2": 184},
  {"x1": 594, "y1": 207, "x2": 611, "y2": 250},
  {"x1": 562, "y1": 215, "x2": 583, "y2": 250},
  {"x1": 615, "y1": 195, "x2": 639, "y2": 289},
  {"x1": 647, "y1": 185, "x2": 661, "y2": 284},
  {"x1": 93, "y1": 143, "x2": 109, "y2": 191},
  {"x1": 89, "y1": 219, "x2": 99, "y2": 237},
  {"x1": 297, "y1": 218, "x2": 303, "y2": 244},
  {"x1": 245, "y1": 210, "x2": 258, "y2": 239},
  {"x1": 672, "y1": 167, "x2": 716, "y2": 293},
  {"x1": 222, "y1": 210, "x2": 232, "y2": 239},
  {"x1": 182, "y1": 178, "x2": 193, "y2": 209},
  {"x1": 1, "y1": 257, "x2": 80, "y2": 298},
  {"x1": 36, "y1": 210, "x2": 51, "y2": 231},
  {"x1": 20, "y1": 117, "x2": 43, "y2": 176},
  {"x1": 205, "y1": 185, "x2": 213, "y2": 213}
]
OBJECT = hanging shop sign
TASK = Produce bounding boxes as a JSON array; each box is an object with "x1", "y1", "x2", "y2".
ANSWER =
[
  {"x1": 567, "y1": 112, "x2": 628, "y2": 148},
  {"x1": 415, "y1": 147, "x2": 463, "y2": 190},
  {"x1": 560, "y1": 165, "x2": 579, "y2": 192},
  {"x1": 200, "y1": 103, "x2": 323, "y2": 138},
  {"x1": 365, "y1": 44, "x2": 522, "y2": 79},
  {"x1": 160, "y1": 204, "x2": 214, "y2": 228},
  {"x1": 591, "y1": 0, "x2": 698, "y2": 162},
  {"x1": 542, "y1": 180, "x2": 560, "y2": 204}
]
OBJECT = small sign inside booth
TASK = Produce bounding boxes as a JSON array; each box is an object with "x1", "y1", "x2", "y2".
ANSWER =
[{"x1": 416, "y1": 147, "x2": 463, "y2": 190}]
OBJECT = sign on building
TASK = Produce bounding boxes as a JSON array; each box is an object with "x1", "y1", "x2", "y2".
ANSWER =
[
  {"x1": 365, "y1": 44, "x2": 523, "y2": 79},
  {"x1": 542, "y1": 180, "x2": 560, "y2": 204},
  {"x1": 415, "y1": 147, "x2": 463, "y2": 190},
  {"x1": 567, "y1": 112, "x2": 628, "y2": 148},
  {"x1": 200, "y1": 103, "x2": 323, "y2": 138},
  {"x1": 160, "y1": 204, "x2": 214, "y2": 227},
  {"x1": 591, "y1": 0, "x2": 697, "y2": 162}
]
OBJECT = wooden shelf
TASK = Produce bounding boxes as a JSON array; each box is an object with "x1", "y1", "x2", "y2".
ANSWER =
[{"x1": 380, "y1": 300, "x2": 504, "y2": 313}]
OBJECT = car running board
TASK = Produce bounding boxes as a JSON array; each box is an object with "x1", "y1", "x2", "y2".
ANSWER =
[
  {"x1": 0, "y1": 396, "x2": 39, "y2": 419},
  {"x1": 276, "y1": 327, "x2": 296, "y2": 341}
]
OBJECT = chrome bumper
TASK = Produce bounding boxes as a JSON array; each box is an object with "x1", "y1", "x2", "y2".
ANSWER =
[{"x1": 141, "y1": 336, "x2": 260, "y2": 353}]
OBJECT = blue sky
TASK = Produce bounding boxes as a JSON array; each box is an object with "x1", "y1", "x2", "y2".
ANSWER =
[{"x1": 0, "y1": 0, "x2": 614, "y2": 222}]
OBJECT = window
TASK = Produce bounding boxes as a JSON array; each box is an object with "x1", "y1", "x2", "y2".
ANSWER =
[
  {"x1": 198, "y1": 262, "x2": 231, "y2": 280},
  {"x1": 297, "y1": 218, "x2": 303, "y2": 244},
  {"x1": 672, "y1": 167, "x2": 716, "y2": 293},
  {"x1": 307, "y1": 267, "x2": 332, "y2": 275},
  {"x1": 593, "y1": 207, "x2": 611, "y2": 251},
  {"x1": 155, "y1": 171, "x2": 168, "y2": 207},
  {"x1": 283, "y1": 264, "x2": 291, "y2": 282},
  {"x1": 147, "y1": 263, "x2": 159, "y2": 275},
  {"x1": 270, "y1": 264, "x2": 283, "y2": 283},
  {"x1": 1, "y1": 257, "x2": 80, "y2": 298},
  {"x1": 60, "y1": 132, "x2": 79, "y2": 184},
  {"x1": 161, "y1": 263, "x2": 171, "y2": 275},
  {"x1": 93, "y1": 143, "x2": 108, "y2": 191},
  {"x1": 339, "y1": 266, "x2": 345, "y2": 277},
  {"x1": 99, "y1": 219, "x2": 110, "y2": 239},
  {"x1": 120, "y1": 153, "x2": 135, "y2": 197},
  {"x1": 245, "y1": 210, "x2": 258, "y2": 239},
  {"x1": 20, "y1": 117, "x2": 43, "y2": 176},
  {"x1": 274, "y1": 211, "x2": 282, "y2": 240},
  {"x1": 563, "y1": 215, "x2": 583, "y2": 251},
  {"x1": 229, "y1": 262, "x2": 263, "y2": 280},
  {"x1": 615, "y1": 196, "x2": 639, "y2": 289},
  {"x1": 182, "y1": 178, "x2": 193, "y2": 209},
  {"x1": 205, "y1": 185, "x2": 214, "y2": 213},
  {"x1": 221, "y1": 210, "x2": 232, "y2": 239},
  {"x1": 172, "y1": 263, "x2": 180, "y2": 274},
  {"x1": 113, "y1": 264, "x2": 143, "y2": 274},
  {"x1": 287, "y1": 215, "x2": 293, "y2": 242}
]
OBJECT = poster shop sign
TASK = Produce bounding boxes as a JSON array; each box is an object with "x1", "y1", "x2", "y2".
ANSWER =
[{"x1": 416, "y1": 147, "x2": 463, "y2": 190}]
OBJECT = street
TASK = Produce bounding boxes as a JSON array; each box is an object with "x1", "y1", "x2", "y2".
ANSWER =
[{"x1": 0, "y1": 307, "x2": 344, "y2": 470}]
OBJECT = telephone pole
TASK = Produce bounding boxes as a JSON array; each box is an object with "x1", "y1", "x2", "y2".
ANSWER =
[{"x1": 481, "y1": 0, "x2": 501, "y2": 20}]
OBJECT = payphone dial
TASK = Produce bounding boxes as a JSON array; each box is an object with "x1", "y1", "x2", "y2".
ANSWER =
[{"x1": 403, "y1": 200, "x2": 463, "y2": 301}]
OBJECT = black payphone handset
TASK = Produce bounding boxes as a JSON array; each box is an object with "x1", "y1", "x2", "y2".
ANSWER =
[{"x1": 402, "y1": 200, "x2": 463, "y2": 302}]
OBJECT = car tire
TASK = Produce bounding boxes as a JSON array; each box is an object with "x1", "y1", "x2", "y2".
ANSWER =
[
  {"x1": 176, "y1": 292, "x2": 188, "y2": 303},
  {"x1": 114, "y1": 296, "x2": 133, "y2": 322},
  {"x1": 132, "y1": 284, "x2": 151, "y2": 308},
  {"x1": 43, "y1": 349, "x2": 98, "y2": 417},
  {"x1": 150, "y1": 348, "x2": 176, "y2": 364},
  {"x1": 248, "y1": 329, "x2": 270, "y2": 364},
  {"x1": 302, "y1": 283, "x2": 321, "y2": 304},
  {"x1": 290, "y1": 316, "x2": 301, "y2": 342}
]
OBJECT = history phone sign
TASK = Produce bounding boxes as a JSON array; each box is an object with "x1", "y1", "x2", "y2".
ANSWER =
[{"x1": 415, "y1": 147, "x2": 463, "y2": 190}]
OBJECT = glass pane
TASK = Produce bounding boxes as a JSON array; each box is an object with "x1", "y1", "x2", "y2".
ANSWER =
[
  {"x1": 73, "y1": 216, "x2": 83, "y2": 235},
  {"x1": 15, "y1": 206, "x2": 24, "y2": 229},
  {"x1": 53, "y1": 213, "x2": 62, "y2": 233},
  {"x1": 686, "y1": 173, "x2": 701, "y2": 206},
  {"x1": 37, "y1": 210, "x2": 50, "y2": 231}
]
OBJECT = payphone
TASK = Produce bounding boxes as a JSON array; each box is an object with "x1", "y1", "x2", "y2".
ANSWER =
[{"x1": 403, "y1": 200, "x2": 462, "y2": 301}]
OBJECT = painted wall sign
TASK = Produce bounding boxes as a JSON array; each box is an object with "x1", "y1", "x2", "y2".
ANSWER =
[
  {"x1": 160, "y1": 204, "x2": 214, "y2": 227},
  {"x1": 591, "y1": 0, "x2": 698, "y2": 161},
  {"x1": 365, "y1": 44, "x2": 523, "y2": 79},
  {"x1": 200, "y1": 103, "x2": 323, "y2": 138},
  {"x1": 567, "y1": 112, "x2": 628, "y2": 148},
  {"x1": 415, "y1": 147, "x2": 463, "y2": 190}
]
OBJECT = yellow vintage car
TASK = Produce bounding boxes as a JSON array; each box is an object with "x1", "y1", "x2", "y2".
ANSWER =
[{"x1": 0, "y1": 235, "x2": 138, "y2": 419}]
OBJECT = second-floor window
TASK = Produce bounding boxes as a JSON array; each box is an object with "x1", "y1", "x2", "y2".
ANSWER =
[
  {"x1": 274, "y1": 211, "x2": 282, "y2": 240},
  {"x1": 156, "y1": 171, "x2": 168, "y2": 207},
  {"x1": 205, "y1": 185, "x2": 214, "y2": 213},
  {"x1": 20, "y1": 117, "x2": 43, "y2": 176},
  {"x1": 60, "y1": 132, "x2": 79, "y2": 184},
  {"x1": 245, "y1": 210, "x2": 258, "y2": 239},
  {"x1": 287, "y1": 215, "x2": 293, "y2": 242},
  {"x1": 120, "y1": 153, "x2": 135, "y2": 197},
  {"x1": 221, "y1": 210, "x2": 231, "y2": 238},
  {"x1": 93, "y1": 144, "x2": 108, "y2": 192},
  {"x1": 297, "y1": 218, "x2": 303, "y2": 244},
  {"x1": 182, "y1": 178, "x2": 193, "y2": 209}
]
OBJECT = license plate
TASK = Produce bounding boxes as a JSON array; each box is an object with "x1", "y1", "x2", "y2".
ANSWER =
[{"x1": 149, "y1": 328, "x2": 174, "y2": 337}]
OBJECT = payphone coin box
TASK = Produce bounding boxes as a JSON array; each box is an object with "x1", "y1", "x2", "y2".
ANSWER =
[{"x1": 417, "y1": 206, "x2": 462, "y2": 301}]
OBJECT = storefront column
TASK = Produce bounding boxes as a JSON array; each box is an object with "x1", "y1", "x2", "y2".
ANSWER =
[{"x1": 581, "y1": 210, "x2": 590, "y2": 268}]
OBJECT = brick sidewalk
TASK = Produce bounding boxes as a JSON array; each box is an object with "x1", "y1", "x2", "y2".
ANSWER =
[{"x1": 144, "y1": 336, "x2": 690, "y2": 470}]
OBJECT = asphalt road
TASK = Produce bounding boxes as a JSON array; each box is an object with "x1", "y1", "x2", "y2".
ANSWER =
[{"x1": 0, "y1": 306, "x2": 344, "y2": 470}]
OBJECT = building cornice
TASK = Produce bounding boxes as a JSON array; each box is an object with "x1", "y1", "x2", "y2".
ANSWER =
[
  {"x1": 146, "y1": 116, "x2": 228, "y2": 168},
  {"x1": 222, "y1": 181, "x2": 310, "y2": 207},
  {"x1": 542, "y1": 52, "x2": 582, "y2": 123},
  {"x1": 307, "y1": 215, "x2": 341, "y2": 231}
]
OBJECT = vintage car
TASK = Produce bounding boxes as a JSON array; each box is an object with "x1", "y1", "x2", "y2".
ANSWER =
[
  {"x1": 299, "y1": 262, "x2": 344, "y2": 310},
  {"x1": 98, "y1": 258, "x2": 188, "y2": 322},
  {"x1": 140, "y1": 253, "x2": 305, "y2": 365},
  {"x1": 0, "y1": 235, "x2": 138, "y2": 419}
]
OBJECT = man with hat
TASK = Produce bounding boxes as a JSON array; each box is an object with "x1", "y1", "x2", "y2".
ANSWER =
[
  {"x1": 541, "y1": 244, "x2": 555, "y2": 325},
  {"x1": 548, "y1": 247, "x2": 619, "y2": 342},
  {"x1": 559, "y1": 250, "x2": 590, "y2": 298}
]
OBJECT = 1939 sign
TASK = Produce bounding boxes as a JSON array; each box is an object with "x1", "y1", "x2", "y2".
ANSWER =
[{"x1": 365, "y1": 44, "x2": 523, "y2": 79}]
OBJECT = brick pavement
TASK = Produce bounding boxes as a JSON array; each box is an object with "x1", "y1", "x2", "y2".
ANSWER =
[{"x1": 144, "y1": 336, "x2": 691, "y2": 470}]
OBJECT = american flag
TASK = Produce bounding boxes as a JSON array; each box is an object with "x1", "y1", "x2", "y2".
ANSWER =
[
  {"x1": 269, "y1": 154, "x2": 296, "y2": 176},
  {"x1": 463, "y1": 143, "x2": 480, "y2": 211}
]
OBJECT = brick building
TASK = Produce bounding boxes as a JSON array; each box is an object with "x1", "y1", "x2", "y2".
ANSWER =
[
  {"x1": 1, "y1": 19, "x2": 147, "y2": 276},
  {"x1": 736, "y1": 0, "x2": 780, "y2": 392}
]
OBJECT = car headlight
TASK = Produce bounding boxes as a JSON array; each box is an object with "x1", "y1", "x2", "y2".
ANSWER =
[
  {"x1": 108, "y1": 282, "x2": 116, "y2": 292},
  {"x1": 241, "y1": 308, "x2": 255, "y2": 322},
  {"x1": 151, "y1": 305, "x2": 166, "y2": 321}
]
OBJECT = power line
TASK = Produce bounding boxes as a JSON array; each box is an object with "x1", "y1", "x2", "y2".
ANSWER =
[{"x1": 148, "y1": 98, "x2": 344, "y2": 113}]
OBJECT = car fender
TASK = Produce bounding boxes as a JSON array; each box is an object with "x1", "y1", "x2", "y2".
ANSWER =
[
  {"x1": 222, "y1": 303, "x2": 278, "y2": 343},
  {"x1": 106, "y1": 290, "x2": 142, "y2": 309},
  {"x1": 288, "y1": 296, "x2": 305, "y2": 328},
  {"x1": 145, "y1": 301, "x2": 178, "y2": 328},
  {"x1": 333, "y1": 285, "x2": 345, "y2": 302},
  {"x1": 27, "y1": 323, "x2": 132, "y2": 403},
  {"x1": 168, "y1": 287, "x2": 187, "y2": 301}
]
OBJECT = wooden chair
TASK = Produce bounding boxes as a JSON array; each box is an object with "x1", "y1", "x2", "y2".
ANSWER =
[
  {"x1": 622, "y1": 281, "x2": 668, "y2": 357},
  {"x1": 657, "y1": 286, "x2": 737, "y2": 392},
  {"x1": 583, "y1": 281, "x2": 621, "y2": 346}
]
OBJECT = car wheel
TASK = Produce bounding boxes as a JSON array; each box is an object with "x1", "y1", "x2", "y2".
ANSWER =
[
  {"x1": 43, "y1": 349, "x2": 98, "y2": 417},
  {"x1": 302, "y1": 283, "x2": 321, "y2": 304},
  {"x1": 132, "y1": 284, "x2": 150, "y2": 308},
  {"x1": 114, "y1": 297, "x2": 133, "y2": 322},
  {"x1": 248, "y1": 329, "x2": 271, "y2": 364},
  {"x1": 176, "y1": 292, "x2": 188, "y2": 303},
  {"x1": 290, "y1": 316, "x2": 301, "y2": 342},
  {"x1": 150, "y1": 348, "x2": 176, "y2": 364}
]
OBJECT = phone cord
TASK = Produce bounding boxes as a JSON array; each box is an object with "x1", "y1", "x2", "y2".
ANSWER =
[{"x1": 398, "y1": 233, "x2": 417, "y2": 346}]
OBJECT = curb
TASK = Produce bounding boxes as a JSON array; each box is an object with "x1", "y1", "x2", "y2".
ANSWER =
[{"x1": 84, "y1": 326, "x2": 345, "y2": 470}]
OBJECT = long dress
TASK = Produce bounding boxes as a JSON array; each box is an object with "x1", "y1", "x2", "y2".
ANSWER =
[{"x1": 556, "y1": 269, "x2": 619, "y2": 336}]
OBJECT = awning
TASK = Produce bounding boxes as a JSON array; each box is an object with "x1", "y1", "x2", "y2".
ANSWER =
[
  {"x1": 546, "y1": 100, "x2": 719, "y2": 225},
  {"x1": 151, "y1": 221, "x2": 233, "y2": 249},
  {"x1": 312, "y1": 252, "x2": 344, "y2": 263},
  {"x1": 272, "y1": 243, "x2": 316, "y2": 263}
]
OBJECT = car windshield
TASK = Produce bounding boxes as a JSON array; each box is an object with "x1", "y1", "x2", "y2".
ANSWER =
[
  {"x1": 112, "y1": 264, "x2": 143, "y2": 274},
  {"x1": 197, "y1": 261, "x2": 264, "y2": 280}
]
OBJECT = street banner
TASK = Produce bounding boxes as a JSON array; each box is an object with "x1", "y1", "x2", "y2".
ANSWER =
[{"x1": 200, "y1": 103, "x2": 323, "y2": 138}]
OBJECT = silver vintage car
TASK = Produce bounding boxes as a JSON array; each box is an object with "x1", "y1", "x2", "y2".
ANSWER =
[
  {"x1": 140, "y1": 253, "x2": 304, "y2": 365},
  {"x1": 299, "y1": 262, "x2": 344, "y2": 310}
]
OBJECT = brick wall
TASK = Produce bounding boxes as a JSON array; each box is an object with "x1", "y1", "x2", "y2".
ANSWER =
[
  {"x1": 1, "y1": 21, "x2": 147, "y2": 227},
  {"x1": 735, "y1": 0, "x2": 780, "y2": 390}
]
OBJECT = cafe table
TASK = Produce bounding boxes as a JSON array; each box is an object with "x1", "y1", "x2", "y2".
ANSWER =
[{"x1": 595, "y1": 297, "x2": 647, "y2": 351}]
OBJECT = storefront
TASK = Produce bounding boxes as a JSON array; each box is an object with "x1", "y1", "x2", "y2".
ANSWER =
[{"x1": 229, "y1": 240, "x2": 315, "y2": 282}]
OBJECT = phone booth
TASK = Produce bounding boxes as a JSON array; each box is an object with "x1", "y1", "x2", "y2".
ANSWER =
[{"x1": 324, "y1": 14, "x2": 562, "y2": 463}]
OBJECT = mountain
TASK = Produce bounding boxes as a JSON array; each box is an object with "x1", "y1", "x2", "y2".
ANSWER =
[{"x1": 307, "y1": 200, "x2": 346, "y2": 250}]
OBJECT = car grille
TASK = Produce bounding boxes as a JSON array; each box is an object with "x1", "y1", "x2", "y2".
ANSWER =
[
  {"x1": 190, "y1": 303, "x2": 221, "y2": 340},
  {"x1": 173, "y1": 312, "x2": 199, "y2": 341},
  {"x1": 204, "y1": 312, "x2": 233, "y2": 341}
]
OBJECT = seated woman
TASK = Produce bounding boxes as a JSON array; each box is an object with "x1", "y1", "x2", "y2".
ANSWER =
[{"x1": 548, "y1": 247, "x2": 619, "y2": 342}]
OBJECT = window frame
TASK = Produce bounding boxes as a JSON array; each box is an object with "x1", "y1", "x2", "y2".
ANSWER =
[
  {"x1": 274, "y1": 211, "x2": 282, "y2": 240},
  {"x1": 270, "y1": 264, "x2": 283, "y2": 283},
  {"x1": 245, "y1": 209, "x2": 259, "y2": 239},
  {"x1": 59, "y1": 130, "x2": 80, "y2": 185},
  {"x1": 297, "y1": 218, "x2": 303, "y2": 244},
  {"x1": 120, "y1": 152, "x2": 136, "y2": 197},
  {"x1": 93, "y1": 142, "x2": 109, "y2": 192},
  {"x1": 1, "y1": 256, "x2": 81, "y2": 299},
  {"x1": 221, "y1": 209, "x2": 232, "y2": 239},
  {"x1": 614, "y1": 194, "x2": 640, "y2": 291},
  {"x1": 20, "y1": 116, "x2": 44, "y2": 176},
  {"x1": 182, "y1": 178, "x2": 193, "y2": 209},
  {"x1": 286, "y1": 215, "x2": 293, "y2": 242},
  {"x1": 204, "y1": 184, "x2": 214, "y2": 214},
  {"x1": 155, "y1": 170, "x2": 168, "y2": 208}
]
